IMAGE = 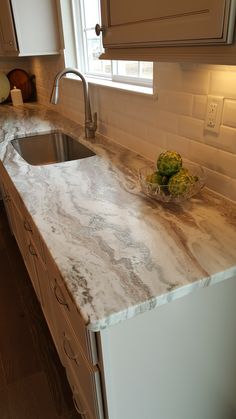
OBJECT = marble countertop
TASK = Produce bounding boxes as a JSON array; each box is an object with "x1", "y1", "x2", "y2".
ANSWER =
[{"x1": 1, "y1": 104, "x2": 236, "y2": 332}]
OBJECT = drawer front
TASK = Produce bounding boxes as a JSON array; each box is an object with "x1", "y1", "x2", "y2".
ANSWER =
[
  {"x1": 0, "y1": 162, "x2": 45, "y2": 263},
  {"x1": 66, "y1": 364, "x2": 92, "y2": 419},
  {"x1": 0, "y1": 162, "x2": 25, "y2": 216},
  {"x1": 56, "y1": 301, "x2": 103, "y2": 419},
  {"x1": 22, "y1": 213, "x2": 46, "y2": 265},
  {"x1": 47, "y1": 255, "x2": 97, "y2": 365}
]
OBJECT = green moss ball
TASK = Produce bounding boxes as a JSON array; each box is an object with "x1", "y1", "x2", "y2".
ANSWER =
[
  {"x1": 168, "y1": 171, "x2": 197, "y2": 196},
  {"x1": 157, "y1": 150, "x2": 182, "y2": 176}
]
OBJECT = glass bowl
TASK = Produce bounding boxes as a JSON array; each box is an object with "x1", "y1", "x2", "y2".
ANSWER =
[{"x1": 139, "y1": 163, "x2": 206, "y2": 203}]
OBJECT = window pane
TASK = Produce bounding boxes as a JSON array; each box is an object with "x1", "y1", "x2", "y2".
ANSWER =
[
  {"x1": 140, "y1": 62, "x2": 153, "y2": 79},
  {"x1": 86, "y1": 30, "x2": 111, "y2": 75},
  {"x1": 117, "y1": 61, "x2": 139, "y2": 77},
  {"x1": 78, "y1": 1, "x2": 153, "y2": 84},
  {"x1": 83, "y1": 0, "x2": 100, "y2": 28}
]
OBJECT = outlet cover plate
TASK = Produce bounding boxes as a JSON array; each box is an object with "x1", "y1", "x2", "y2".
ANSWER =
[{"x1": 204, "y1": 95, "x2": 224, "y2": 134}]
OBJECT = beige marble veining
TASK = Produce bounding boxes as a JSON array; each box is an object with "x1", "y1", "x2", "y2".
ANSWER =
[{"x1": 0, "y1": 103, "x2": 236, "y2": 331}]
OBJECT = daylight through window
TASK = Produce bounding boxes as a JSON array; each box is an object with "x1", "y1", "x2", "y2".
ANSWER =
[{"x1": 72, "y1": 0, "x2": 153, "y2": 87}]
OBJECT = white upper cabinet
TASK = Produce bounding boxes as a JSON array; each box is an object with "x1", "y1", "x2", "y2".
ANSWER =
[
  {"x1": 100, "y1": 0, "x2": 236, "y2": 47},
  {"x1": 99, "y1": 0, "x2": 236, "y2": 63},
  {"x1": 0, "y1": 0, "x2": 63, "y2": 56}
]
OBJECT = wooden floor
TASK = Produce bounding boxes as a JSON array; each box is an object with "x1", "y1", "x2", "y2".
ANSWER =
[{"x1": 0, "y1": 202, "x2": 80, "y2": 419}]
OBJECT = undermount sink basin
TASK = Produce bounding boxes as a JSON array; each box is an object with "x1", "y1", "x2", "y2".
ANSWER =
[{"x1": 11, "y1": 131, "x2": 96, "y2": 166}]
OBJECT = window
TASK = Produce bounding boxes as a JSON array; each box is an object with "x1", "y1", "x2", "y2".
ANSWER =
[{"x1": 66, "y1": 0, "x2": 153, "y2": 88}]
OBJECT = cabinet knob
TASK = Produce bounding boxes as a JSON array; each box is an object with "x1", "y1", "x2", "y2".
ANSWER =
[
  {"x1": 9, "y1": 41, "x2": 13, "y2": 46},
  {"x1": 28, "y1": 243, "x2": 37, "y2": 257},
  {"x1": 24, "y1": 219, "x2": 32, "y2": 232},
  {"x1": 72, "y1": 393, "x2": 87, "y2": 416},
  {"x1": 95, "y1": 23, "x2": 104, "y2": 36},
  {"x1": 52, "y1": 282, "x2": 69, "y2": 310},
  {"x1": 63, "y1": 334, "x2": 79, "y2": 362}
]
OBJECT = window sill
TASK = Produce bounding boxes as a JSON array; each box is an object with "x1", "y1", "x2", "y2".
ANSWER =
[{"x1": 65, "y1": 74, "x2": 157, "y2": 99}]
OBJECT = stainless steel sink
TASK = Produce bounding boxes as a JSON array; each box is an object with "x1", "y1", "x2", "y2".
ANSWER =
[{"x1": 11, "y1": 131, "x2": 96, "y2": 166}]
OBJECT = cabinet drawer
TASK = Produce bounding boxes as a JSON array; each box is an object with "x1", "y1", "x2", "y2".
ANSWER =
[
  {"x1": 47, "y1": 255, "x2": 97, "y2": 365},
  {"x1": 0, "y1": 162, "x2": 45, "y2": 263},
  {"x1": 22, "y1": 212, "x2": 46, "y2": 265},
  {"x1": 65, "y1": 364, "x2": 92, "y2": 419},
  {"x1": 0, "y1": 162, "x2": 23, "y2": 213},
  {"x1": 58, "y1": 311, "x2": 103, "y2": 419}
]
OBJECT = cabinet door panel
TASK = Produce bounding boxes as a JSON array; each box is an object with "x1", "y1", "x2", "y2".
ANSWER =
[
  {"x1": 101, "y1": 0, "x2": 235, "y2": 47},
  {"x1": 46, "y1": 255, "x2": 97, "y2": 365},
  {"x1": 65, "y1": 365, "x2": 92, "y2": 419},
  {"x1": 10, "y1": 0, "x2": 61, "y2": 55},
  {"x1": 1, "y1": 182, "x2": 17, "y2": 236},
  {"x1": 55, "y1": 305, "x2": 103, "y2": 419},
  {"x1": 0, "y1": 0, "x2": 18, "y2": 52},
  {"x1": 110, "y1": 0, "x2": 217, "y2": 26},
  {"x1": 13, "y1": 204, "x2": 42, "y2": 303}
]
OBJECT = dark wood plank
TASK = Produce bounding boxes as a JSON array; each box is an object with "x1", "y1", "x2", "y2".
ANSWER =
[
  {"x1": 0, "y1": 249, "x2": 40, "y2": 384},
  {"x1": 7, "y1": 371, "x2": 59, "y2": 419},
  {"x1": 0, "y1": 358, "x2": 12, "y2": 419}
]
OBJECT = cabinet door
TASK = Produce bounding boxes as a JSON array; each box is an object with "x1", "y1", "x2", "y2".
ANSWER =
[
  {"x1": 46, "y1": 255, "x2": 97, "y2": 365},
  {"x1": 100, "y1": 0, "x2": 236, "y2": 47},
  {"x1": 38, "y1": 259, "x2": 62, "y2": 356},
  {"x1": 1, "y1": 182, "x2": 17, "y2": 236},
  {"x1": 10, "y1": 0, "x2": 61, "y2": 56},
  {"x1": 46, "y1": 264, "x2": 104, "y2": 419},
  {"x1": 0, "y1": 0, "x2": 18, "y2": 52},
  {"x1": 50, "y1": 286, "x2": 104, "y2": 419},
  {"x1": 12, "y1": 202, "x2": 42, "y2": 303},
  {"x1": 1, "y1": 181, "x2": 42, "y2": 303}
]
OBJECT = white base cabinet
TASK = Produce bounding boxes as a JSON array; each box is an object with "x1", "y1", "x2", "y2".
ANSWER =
[{"x1": 99, "y1": 276, "x2": 236, "y2": 419}]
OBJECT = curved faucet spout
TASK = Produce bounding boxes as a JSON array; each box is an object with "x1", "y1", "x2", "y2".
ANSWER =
[{"x1": 50, "y1": 67, "x2": 97, "y2": 138}]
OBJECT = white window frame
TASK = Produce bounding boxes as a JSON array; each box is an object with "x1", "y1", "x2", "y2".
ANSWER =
[
  {"x1": 65, "y1": 0, "x2": 153, "y2": 88},
  {"x1": 112, "y1": 62, "x2": 153, "y2": 88}
]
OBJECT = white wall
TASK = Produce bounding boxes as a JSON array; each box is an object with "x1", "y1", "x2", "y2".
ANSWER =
[{"x1": 7, "y1": 55, "x2": 236, "y2": 202}]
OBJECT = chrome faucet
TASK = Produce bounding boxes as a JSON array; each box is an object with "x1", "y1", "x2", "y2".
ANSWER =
[{"x1": 50, "y1": 67, "x2": 97, "y2": 138}]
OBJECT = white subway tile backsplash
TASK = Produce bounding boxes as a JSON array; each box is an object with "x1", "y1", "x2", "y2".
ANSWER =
[
  {"x1": 145, "y1": 126, "x2": 167, "y2": 150},
  {"x1": 192, "y1": 95, "x2": 207, "y2": 120},
  {"x1": 158, "y1": 63, "x2": 210, "y2": 94},
  {"x1": 222, "y1": 100, "x2": 236, "y2": 128},
  {"x1": 166, "y1": 133, "x2": 190, "y2": 158},
  {"x1": 210, "y1": 70, "x2": 236, "y2": 99},
  {"x1": 154, "y1": 111, "x2": 179, "y2": 134},
  {"x1": 180, "y1": 66, "x2": 210, "y2": 95},
  {"x1": 187, "y1": 141, "x2": 219, "y2": 173},
  {"x1": 204, "y1": 169, "x2": 236, "y2": 203},
  {"x1": 100, "y1": 123, "x2": 162, "y2": 162},
  {"x1": 214, "y1": 148, "x2": 236, "y2": 179},
  {"x1": 157, "y1": 62, "x2": 183, "y2": 91},
  {"x1": 187, "y1": 140, "x2": 236, "y2": 180},
  {"x1": 119, "y1": 113, "x2": 148, "y2": 139},
  {"x1": 205, "y1": 125, "x2": 236, "y2": 154},
  {"x1": 178, "y1": 116, "x2": 204, "y2": 142},
  {"x1": 158, "y1": 90, "x2": 193, "y2": 116}
]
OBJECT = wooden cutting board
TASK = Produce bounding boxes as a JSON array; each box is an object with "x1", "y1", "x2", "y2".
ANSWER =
[{"x1": 7, "y1": 68, "x2": 33, "y2": 102}]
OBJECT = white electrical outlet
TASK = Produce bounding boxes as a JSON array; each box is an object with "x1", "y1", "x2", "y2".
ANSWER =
[{"x1": 204, "y1": 96, "x2": 224, "y2": 134}]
